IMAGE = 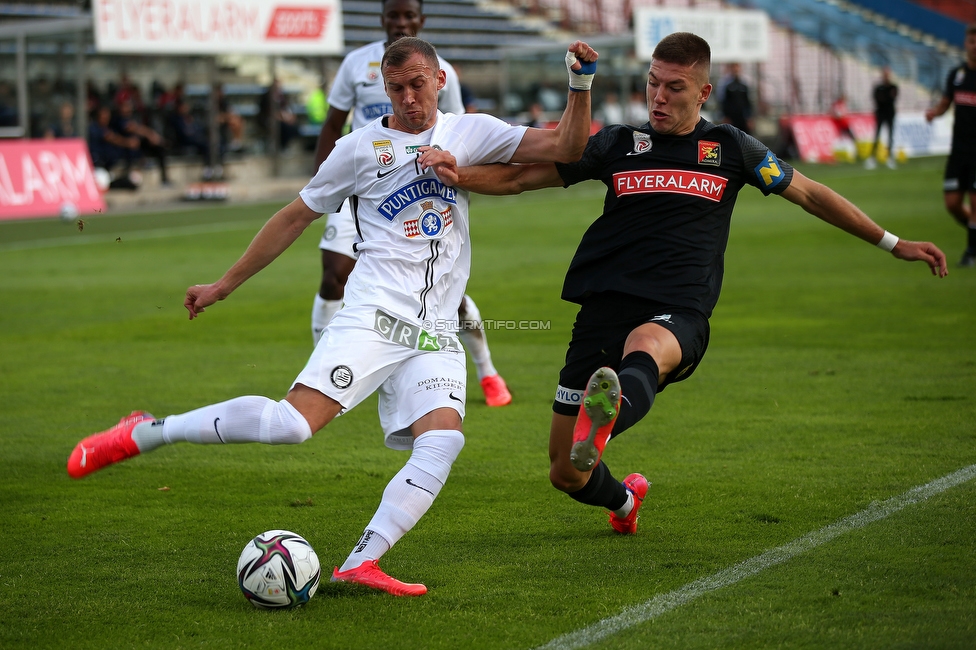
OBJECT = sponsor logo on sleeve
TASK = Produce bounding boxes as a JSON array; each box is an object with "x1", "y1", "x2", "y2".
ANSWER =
[
  {"x1": 754, "y1": 151, "x2": 785, "y2": 190},
  {"x1": 373, "y1": 140, "x2": 396, "y2": 167},
  {"x1": 612, "y1": 169, "x2": 727, "y2": 202},
  {"x1": 698, "y1": 140, "x2": 721, "y2": 166}
]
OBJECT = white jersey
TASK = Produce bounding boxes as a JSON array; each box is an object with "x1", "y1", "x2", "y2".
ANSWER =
[
  {"x1": 329, "y1": 40, "x2": 465, "y2": 130},
  {"x1": 300, "y1": 111, "x2": 527, "y2": 329}
]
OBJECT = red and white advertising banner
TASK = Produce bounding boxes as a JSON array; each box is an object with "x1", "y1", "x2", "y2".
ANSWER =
[
  {"x1": 93, "y1": 0, "x2": 344, "y2": 55},
  {"x1": 0, "y1": 139, "x2": 106, "y2": 221},
  {"x1": 785, "y1": 112, "x2": 953, "y2": 164}
]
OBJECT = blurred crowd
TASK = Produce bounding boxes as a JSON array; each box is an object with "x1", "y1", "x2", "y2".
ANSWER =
[{"x1": 0, "y1": 74, "x2": 314, "y2": 189}]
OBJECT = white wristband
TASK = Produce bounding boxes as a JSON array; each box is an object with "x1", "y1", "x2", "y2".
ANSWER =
[{"x1": 876, "y1": 230, "x2": 899, "y2": 252}]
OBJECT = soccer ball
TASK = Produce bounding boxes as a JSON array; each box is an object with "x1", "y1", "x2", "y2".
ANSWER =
[{"x1": 237, "y1": 530, "x2": 321, "y2": 609}]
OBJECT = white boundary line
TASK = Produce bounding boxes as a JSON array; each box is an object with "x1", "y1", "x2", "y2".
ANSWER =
[
  {"x1": 536, "y1": 463, "x2": 976, "y2": 650},
  {"x1": 0, "y1": 219, "x2": 266, "y2": 252}
]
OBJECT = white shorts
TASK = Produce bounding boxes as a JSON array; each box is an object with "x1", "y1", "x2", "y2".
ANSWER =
[
  {"x1": 291, "y1": 305, "x2": 466, "y2": 450},
  {"x1": 318, "y1": 200, "x2": 360, "y2": 258}
]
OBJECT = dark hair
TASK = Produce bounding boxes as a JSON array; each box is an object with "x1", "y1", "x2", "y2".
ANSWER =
[
  {"x1": 382, "y1": 0, "x2": 423, "y2": 12},
  {"x1": 652, "y1": 32, "x2": 711, "y2": 81},
  {"x1": 967, "y1": 22, "x2": 976, "y2": 35},
  {"x1": 381, "y1": 36, "x2": 439, "y2": 71}
]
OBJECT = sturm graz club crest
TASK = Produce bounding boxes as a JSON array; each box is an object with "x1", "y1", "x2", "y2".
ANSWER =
[
  {"x1": 403, "y1": 200, "x2": 453, "y2": 238},
  {"x1": 419, "y1": 200, "x2": 444, "y2": 237},
  {"x1": 330, "y1": 365, "x2": 353, "y2": 389}
]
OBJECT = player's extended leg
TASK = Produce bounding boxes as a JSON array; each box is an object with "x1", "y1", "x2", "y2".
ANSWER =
[
  {"x1": 67, "y1": 384, "x2": 340, "y2": 479},
  {"x1": 553, "y1": 323, "x2": 681, "y2": 533},
  {"x1": 550, "y1": 413, "x2": 648, "y2": 535},
  {"x1": 312, "y1": 249, "x2": 357, "y2": 344},
  {"x1": 332, "y1": 408, "x2": 465, "y2": 596},
  {"x1": 458, "y1": 294, "x2": 512, "y2": 406}
]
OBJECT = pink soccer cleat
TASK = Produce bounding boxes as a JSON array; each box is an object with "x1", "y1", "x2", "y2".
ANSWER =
[
  {"x1": 480, "y1": 374, "x2": 512, "y2": 407},
  {"x1": 331, "y1": 560, "x2": 427, "y2": 597},
  {"x1": 67, "y1": 411, "x2": 154, "y2": 479},
  {"x1": 609, "y1": 473, "x2": 649, "y2": 535}
]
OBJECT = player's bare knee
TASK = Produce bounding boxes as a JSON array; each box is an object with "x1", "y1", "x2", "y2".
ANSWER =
[{"x1": 549, "y1": 462, "x2": 585, "y2": 493}]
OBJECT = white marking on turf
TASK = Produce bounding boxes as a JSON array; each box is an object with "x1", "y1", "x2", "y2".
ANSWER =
[
  {"x1": 0, "y1": 219, "x2": 266, "y2": 252},
  {"x1": 536, "y1": 463, "x2": 976, "y2": 650}
]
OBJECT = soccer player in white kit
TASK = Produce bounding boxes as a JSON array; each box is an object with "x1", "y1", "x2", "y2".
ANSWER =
[
  {"x1": 67, "y1": 37, "x2": 599, "y2": 596},
  {"x1": 314, "y1": 0, "x2": 514, "y2": 407}
]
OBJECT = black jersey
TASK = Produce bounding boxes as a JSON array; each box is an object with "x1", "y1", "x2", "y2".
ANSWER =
[
  {"x1": 555, "y1": 118, "x2": 794, "y2": 317},
  {"x1": 943, "y1": 63, "x2": 976, "y2": 157}
]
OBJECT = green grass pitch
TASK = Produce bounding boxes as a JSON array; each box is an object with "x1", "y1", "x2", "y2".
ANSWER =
[{"x1": 0, "y1": 157, "x2": 973, "y2": 649}]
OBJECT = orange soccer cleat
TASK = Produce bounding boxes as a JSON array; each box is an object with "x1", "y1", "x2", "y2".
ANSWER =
[
  {"x1": 67, "y1": 411, "x2": 154, "y2": 479},
  {"x1": 331, "y1": 560, "x2": 427, "y2": 597},
  {"x1": 569, "y1": 367, "x2": 621, "y2": 472}
]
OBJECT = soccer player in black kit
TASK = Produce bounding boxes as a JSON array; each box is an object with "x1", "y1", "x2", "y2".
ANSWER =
[
  {"x1": 866, "y1": 66, "x2": 898, "y2": 170},
  {"x1": 926, "y1": 23, "x2": 976, "y2": 267},
  {"x1": 427, "y1": 32, "x2": 948, "y2": 535}
]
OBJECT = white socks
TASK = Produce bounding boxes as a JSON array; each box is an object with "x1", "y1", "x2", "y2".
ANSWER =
[
  {"x1": 339, "y1": 429, "x2": 465, "y2": 571},
  {"x1": 131, "y1": 396, "x2": 312, "y2": 452},
  {"x1": 458, "y1": 295, "x2": 497, "y2": 380},
  {"x1": 311, "y1": 294, "x2": 343, "y2": 345},
  {"x1": 612, "y1": 492, "x2": 635, "y2": 519}
]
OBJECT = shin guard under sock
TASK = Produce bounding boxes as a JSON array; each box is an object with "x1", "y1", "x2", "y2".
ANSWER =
[{"x1": 611, "y1": 351, "x2": 659, "y2": 437}]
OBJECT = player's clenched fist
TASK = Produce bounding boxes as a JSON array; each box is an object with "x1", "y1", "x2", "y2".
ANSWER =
[{"x1": 566, "y1": 41, "x2": 598, "y2": 91}]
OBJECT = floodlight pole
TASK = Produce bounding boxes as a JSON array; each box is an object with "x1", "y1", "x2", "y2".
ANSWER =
[
  {"x1": 208, "y1": 57, "x2": 220, "y2": 176},
  {"x1": 76, "y1": 30, "x2": 87, "y2": 144},
  {"x1": 16, "y1": 33, "x2": 28, "y2": 138},
  {"x1": 269, "y1": 55, "x2": 280, "y2": 177}
]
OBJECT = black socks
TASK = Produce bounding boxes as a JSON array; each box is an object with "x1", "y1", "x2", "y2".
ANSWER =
[
  {"x1": 611, "y1": 351, "x2": 659, "y2": 437},
  {"x1": 568, "y1": 461, "x2": 629, "y2": 511}
]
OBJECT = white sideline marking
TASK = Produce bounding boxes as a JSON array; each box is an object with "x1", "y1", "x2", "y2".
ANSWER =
[
  {"x1": 536, "y1": 463, "x2": 976, "y2": 650},
  {"x1": 0, "y1": 219, "x2": 265, "y2": 252}
]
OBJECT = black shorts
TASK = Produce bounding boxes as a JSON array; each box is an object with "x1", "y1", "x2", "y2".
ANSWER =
[
  {"x1": 553, "y1": 292, "x2": 710, "y2": 417},
  {"x1": 943, "y1": 153, "x2": 976, "y2": 193}
]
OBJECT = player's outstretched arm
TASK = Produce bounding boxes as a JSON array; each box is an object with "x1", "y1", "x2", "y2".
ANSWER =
[
  {"x1": 510, "y1": 40, "x2": 598, "y2": 164},
  {"x1": 185, "y1": 198, "x2": 322, "y2": 319},
  {"x1": 418, "y1": 148, "x2": 563, "y2": 194},
  {"x1": 781, "y1": 171, "x2": 948, "y2": 277},
  {"x1": 458, "y1": 162, "x2": 562, "y2": 195}
]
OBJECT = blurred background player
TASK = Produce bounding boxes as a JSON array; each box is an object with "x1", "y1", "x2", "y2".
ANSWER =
[
  {"x1": 926, "y1": 23, "x2": 976, "y2": 267},
  {"x1": 311, "y1": 0, "x2": 512, "y2": 406},
  {"x1": 717, "y1": 62, "x2": 753, "y2": 134},
  {"x1": 866, "y1": 67, "x2": 898, "y2": 170}
]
